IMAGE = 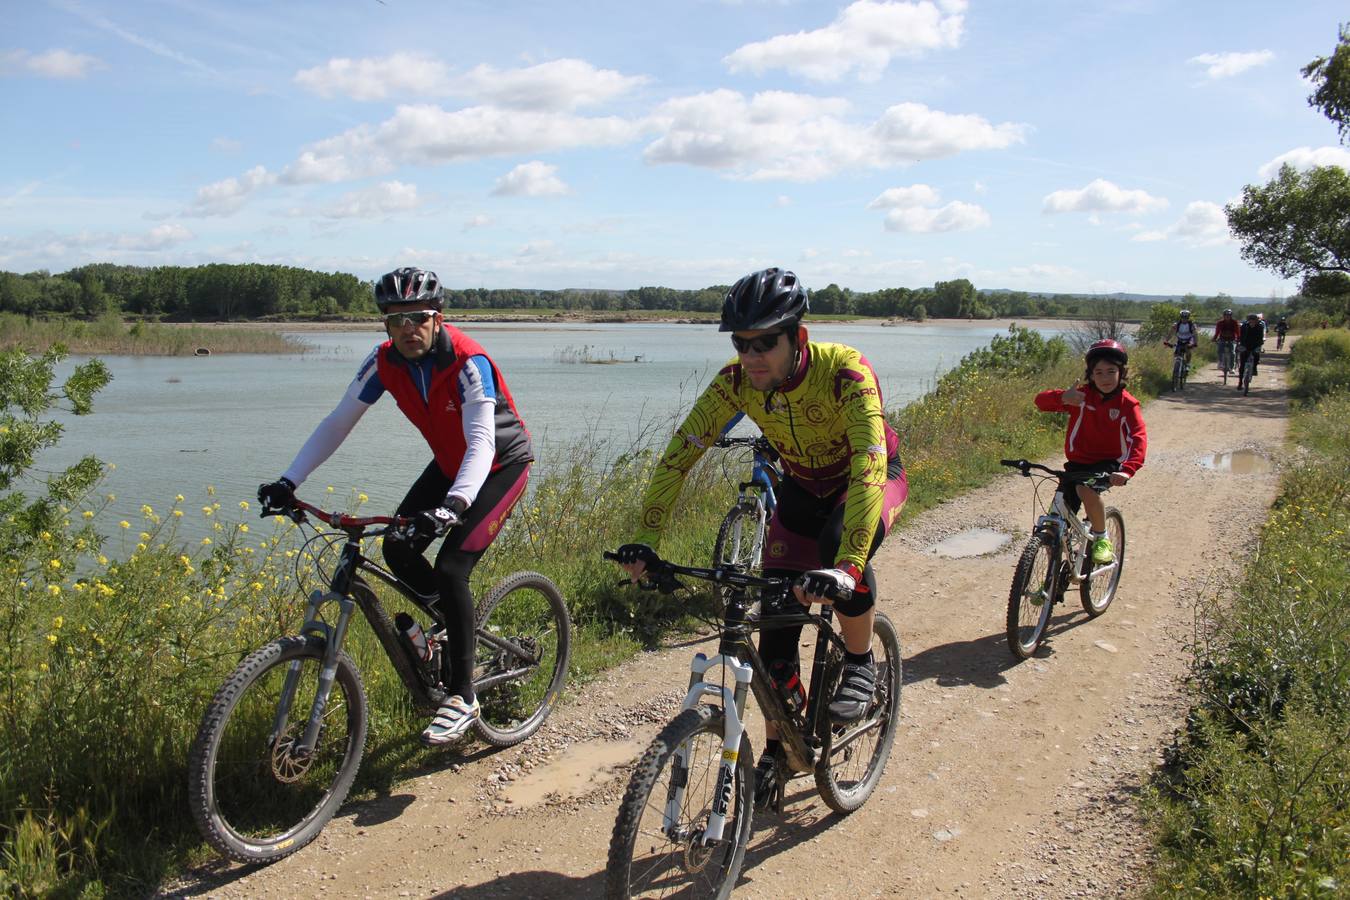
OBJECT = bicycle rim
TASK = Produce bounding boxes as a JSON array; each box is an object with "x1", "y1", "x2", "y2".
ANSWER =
[
  {"x1": 607, "y1": 706, "x2": 751, "y2": 900},
  {"x1": 1007, "y1": 534, "x2": 1056, "y2": 659},
  {"x1": 473, "y1": 571, "x2": 571, "y2": 746},
  {"x1": 815, "y1": 612, "x2": 902, "y2": 814},
  {"x1": 189, "y1": 636, "x2": 367, "y2": 863},
  {"x1": 1080, "y1": 509, "x2": 1125, "y2": 616}
]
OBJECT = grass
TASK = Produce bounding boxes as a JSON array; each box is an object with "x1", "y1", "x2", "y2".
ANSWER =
[
  {"x1": 0, "y1": 327, "x2": 1173, "y2": 896},
  {"x1": 0, "y1": 313, "x2": 307, "y2": 356},
  {"x1": 1144, "y1": 331, "x2": 1350, "y2": 899}
]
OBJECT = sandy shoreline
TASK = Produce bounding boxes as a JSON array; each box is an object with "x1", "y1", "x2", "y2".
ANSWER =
[{"x1": 181, "y1": 315, "x2": 1081, "y2": 333}]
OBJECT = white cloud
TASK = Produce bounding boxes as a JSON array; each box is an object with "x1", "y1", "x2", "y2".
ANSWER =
[
  {"x1": 115, "y1": 223, "x2": 194, "y2": 250},
  {"x1": 1132, "y1": 201, "x2": 1231, "y2": 247},
  {"x1": 725, "y1": 0, "x2": 965, "y2": 82},
  {"x1": 464, "y1": 214, "x2": 492, "y2": 230},
  {"x1": 1257, "y1": 145, "x2": 1350, "y2": 179},
  {"x1": 281, "y1": 104, "x2": 643, "y2": 185},
  {"x1": 867, "y1": 184, "x2": 941, "y2": 209},
  {"x1": 185, "y1": 165, "x2": 276, "y2": 216},
  {"x1": 456, "y1": 59, "x2": 648, "y2": 111},
  {"x1": 320, "y1": 181, "x2": 421, "y2": 219},
  {"x1": 1188, "y1": 50, "x2": 1274, "y2": 79},
  {"x1": 775, "y1": 195, "x2": 792, "y2": 207},
  {"x1": 0, "y1": 224, "x2": 193, "y2": 266},
  {"x1": 2, "y1": 49, "x2": 101, "y2": 78},
  {"x1": 294, "y1": 52, "x2": 452, "y2": 101},
  {"x1": 492, "y1": 161, "x2": 570, "y2": 197},
  {"x1": 1042, "y1": 179, "x2": 1168, "y2": 215},
  {"x1": 644, "y1": 91, "x2": 1024, "y2": 181},
  {"x1": 867, "y1": 184, "x2": 987, "y2": 232}
]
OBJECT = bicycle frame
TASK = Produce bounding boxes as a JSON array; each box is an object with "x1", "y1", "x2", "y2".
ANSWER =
[
  {"x1": 1003, "y1": 460, "x2": 1120, "y2": 591},
  {"x1": 1217, "y1": 338, "x2": 1236, "y2": 372}
]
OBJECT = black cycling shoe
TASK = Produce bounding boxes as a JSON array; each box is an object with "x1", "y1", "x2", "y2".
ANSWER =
[
  {"x1": 828, "y1": 659, "x2": 877, "y2": 724},
  {"x1": 753, "y1": 752, "x2": 783, "y2": 812}
]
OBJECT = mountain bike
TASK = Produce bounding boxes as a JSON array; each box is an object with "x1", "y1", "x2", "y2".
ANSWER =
[
  {"x1": 603, "y1": 552, "x2": 901, "y2": 899},
  {"x1": 1276, "y1": 330, "x2": 1286, "y2": 350},
  {"x1": 188, "y1": 494, "x2": 571, "y2": 864},
  {"x1": 710, "y1": 435, "x2": 780, "y2": 583},
  {"x1": 999, "y1": 460, "x2": 1125, "y2": 659},
  {"x1": 1238, "y1": 346, "x2": 1260, "y2": 396},
  {"x1": 1216, "y1": 338, "x2": 1236, "y2": 385},
  {"x1": 1164, "y1": 341, "x2": 1191, "y2": 391}
]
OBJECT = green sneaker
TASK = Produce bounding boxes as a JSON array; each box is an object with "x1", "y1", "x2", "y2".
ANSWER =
[{"x1": 1091, "y1": 537, "x2": 1115, "y2": 565}]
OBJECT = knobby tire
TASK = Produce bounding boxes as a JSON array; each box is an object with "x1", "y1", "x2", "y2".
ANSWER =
[
  {"x1": 606, "y1": 706, "x2": 752, "y2": 900},
  {"x1": 1006, "y1": 532, "x2": 1058, "y2": 659},
  {"x1": 1080, "y1": 508, "x2": 1125, "y2": 617},
  {"x1": 188, "y1": 635, "x2": 368, "y2": 864}
]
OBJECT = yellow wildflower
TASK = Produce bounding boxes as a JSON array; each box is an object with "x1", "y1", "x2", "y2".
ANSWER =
[{"x1": 118, "y1": 520, "x2": 130, "y2": 529}]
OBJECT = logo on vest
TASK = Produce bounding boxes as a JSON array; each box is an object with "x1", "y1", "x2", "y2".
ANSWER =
[
  {"x1": 444, "y1": 397, "x2": 457, "y2": 413},
  {"x1": 1109, "y1": 408, "x2": 1120, "y2": 421}
]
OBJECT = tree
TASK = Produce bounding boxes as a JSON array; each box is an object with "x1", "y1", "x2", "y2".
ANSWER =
[
  {"x1": 1303, "y1": 23, "x2": 1350, "y2": 143},
  {"x1": 1225, "y1": 164, "x2": 1350, "y2": 280}
]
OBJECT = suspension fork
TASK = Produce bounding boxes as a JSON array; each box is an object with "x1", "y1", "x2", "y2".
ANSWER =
[
  {"x1": 272, "y1": 543, "x2": 362, "y2": 755},
  {"x1": 664, "y1": 651, "x2": 753, "y2": 844}
]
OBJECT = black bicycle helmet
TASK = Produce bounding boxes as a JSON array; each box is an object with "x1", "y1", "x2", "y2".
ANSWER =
[
  {"x1": 1085, "y1": 339, "x2": 1128, "y2": 368},
  {"x1": 719, "y1": 268, "x2": 809, "y2": 332},
  {"x1": 375, "y1": 267, "x2": 443, "y2": 312}
]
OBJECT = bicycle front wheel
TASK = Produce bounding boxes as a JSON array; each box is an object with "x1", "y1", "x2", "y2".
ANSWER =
[
  {"x1": 188, "y1": 636, "x2": 367, "y2": 864},
  {"x1": 1006, "y1": 532, "x2": 1058, "y2": 659},
  {"x1": 607, "y1": 706, "x2": 752, "y2": 900},
  {"x1": 473, "y1": 571, "x2": 572, "y2": 747},
  {"x1": 1080, "y1": 508, "x2": 1125, "y2": 616},
  {"x1": 712, "y1": 503, "x2": 763, "y2": 574},
  {"x1": 814, "y1": 611, "x2": 902, "y2": 814},
  {"x1": 1171, "y1": 357, "x2": 1183, "y2": 392}
]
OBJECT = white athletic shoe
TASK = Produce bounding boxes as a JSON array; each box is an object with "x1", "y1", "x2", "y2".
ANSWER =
[{"x1": 420, "y1": 695, "x2": 480, "y2": 746}]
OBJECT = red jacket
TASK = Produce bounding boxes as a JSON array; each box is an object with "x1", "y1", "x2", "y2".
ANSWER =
[
  {"x1": 376, "y1": 325, "x2": 532, "y2": 478},
  {"x1": 1035, "y1": 385, "x2": 1147, "y2": 476},
  {"x1": 1213, "y1": 318, "x2": 1240, "y2": 340}
]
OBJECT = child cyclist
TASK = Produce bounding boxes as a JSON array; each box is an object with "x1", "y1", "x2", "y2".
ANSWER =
[{"x1": 1033, "y1": 340, "x2": 1147, "y2": 563}]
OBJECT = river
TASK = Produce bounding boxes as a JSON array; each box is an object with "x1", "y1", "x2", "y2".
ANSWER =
[{"x1": 42, "y1": 320, "x2": 1067, "y2": 543}]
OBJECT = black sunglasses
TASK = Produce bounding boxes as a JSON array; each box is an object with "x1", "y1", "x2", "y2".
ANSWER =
[
  {"x1": 730, "y1": 331, "x2": 786, "y2": 354},
  {"x1": 383, "y1": 309, "x2": 439, "y2": 328}
]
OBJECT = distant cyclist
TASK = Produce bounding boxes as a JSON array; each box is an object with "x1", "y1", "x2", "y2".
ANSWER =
[
  {"x1": 1165, "y1": 309, "x2": 1200, "y2": 369},
  {"x1": 1212, "y1": 308, "x2": 1240, "y2": 373},
  {"x1": 1034, "y1": 340, "x2": 1147, "y2": 564},
  {"x1": 1275, "y1": 315, "x2": 1289, "y2": 348},
  {"x1": 1237, "y1": 312, "x2": 1265, "y2": 387},
  {"x1": 611, "y1": 267, "x2": 907, "y2": 805},
  {"x1": 257, "y1": 267, "x2": 533, "y2": 746}
]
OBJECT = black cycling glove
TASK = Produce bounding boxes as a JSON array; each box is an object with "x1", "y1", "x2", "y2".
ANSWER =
[
  {"x1": 410, "y1": 506, "x2": 461, "y2": 541},
  {"x1": 257, "y1": 477, "x2": 296, "y2": 512},
  {"x1": 616, "y1": 543, "x2": 659, "y2": 567}
]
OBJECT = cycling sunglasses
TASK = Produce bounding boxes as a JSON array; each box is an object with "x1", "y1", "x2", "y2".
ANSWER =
[
  {"x1": 382, "y1": 309, "x2": 440, "y2": 328},
  {"x1": 730, "y1": 330, "x2": 787, "y2": 354}
]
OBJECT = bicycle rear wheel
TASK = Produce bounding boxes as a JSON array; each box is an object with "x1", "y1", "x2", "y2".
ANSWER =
[
  {"x1": 1080, "y1": 508, "x2": 1125, "y2": 616},
  {"x1": 1006, "y1": 532, "x2": 1058, "y2": 659},
  {"x1": 606, "y1": 705, "x2": 752, "y2": 900},
  {"x1": 473, "y1": 571, "x2": 572, "y2": 747},
  {"x1": 814, "y1": 611, "x2": 902, "y2": 814},
  {"x1": 188, "y1": 635, "x2": 367, "y2": 863}
]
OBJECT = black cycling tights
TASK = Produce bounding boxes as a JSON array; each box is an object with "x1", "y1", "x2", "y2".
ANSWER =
[
  {"x1": 381, "y1": 460, "x2": 529, "y2": 703},
  {"x1": 757, "y1": 475, "x2": 884, "y2": 672}
]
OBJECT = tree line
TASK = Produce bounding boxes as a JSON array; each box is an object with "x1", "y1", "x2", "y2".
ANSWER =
[{"x1": 0, "y1": 263, "x2": 1285, "y2": 324}]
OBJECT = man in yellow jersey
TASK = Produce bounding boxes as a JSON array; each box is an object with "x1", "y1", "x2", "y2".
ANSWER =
[{"x1": 614, "y1": 267, "x2": 908, "y2": 807}]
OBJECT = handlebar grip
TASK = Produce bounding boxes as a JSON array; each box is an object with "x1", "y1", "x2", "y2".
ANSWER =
[
  {"x1": 999, "y1": 459, "x2": 1021, "y2": 467},
  {"x1": 602, "y1": 550, "x2": 620, "y2": 562}
]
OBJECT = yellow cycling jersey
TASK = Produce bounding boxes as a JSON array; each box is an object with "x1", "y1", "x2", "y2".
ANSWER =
[{"x1": 634, "y1": 341, "x2": 901, "y2": 571}]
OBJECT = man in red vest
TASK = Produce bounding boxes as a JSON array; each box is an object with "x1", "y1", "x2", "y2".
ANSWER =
[{"x1": 258, "y1": 267, "x2": 532, "y2": 745}]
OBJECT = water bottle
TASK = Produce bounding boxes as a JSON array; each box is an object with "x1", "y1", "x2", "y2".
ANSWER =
[
  {"x1": 769, "y1": 660, "x2": 806, "y2": 715},
  {"x1": 394, "y1": 612, "x2": 430, "y2": 662}
]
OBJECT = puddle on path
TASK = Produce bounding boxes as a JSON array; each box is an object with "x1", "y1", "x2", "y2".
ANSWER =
[
  {"x1": 1200, "y1": 450, "x2": 1273, "y2": 474},
  {"x1": 500, "y1": 738, "x2": 646, "y2": 809},
  {"x1": 927, "y1": 528, "x2": 1011, "y2": 558}
]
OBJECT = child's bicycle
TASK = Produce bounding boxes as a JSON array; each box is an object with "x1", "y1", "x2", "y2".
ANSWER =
[
  {"x1": 710, "y1": 435, "x2": 780, "y2": 580},
  {"x1": 1216, "y1": 338, "x2": 1237, "y2": 385},
  {"x1": 1164, "y1": 340, "x2": 1192, "y2": 391},
  {"x1": 188, "y1": 494, "x2": 571, "y2": 864},
  {"x1": 999, "y1": 460, "x2": 1126, "y2": 659},
  {"x1": 602, "y1": 551, "x2": 901, "y2": 899}
]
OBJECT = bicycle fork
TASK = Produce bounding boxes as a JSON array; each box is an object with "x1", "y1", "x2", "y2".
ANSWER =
[
  {"x1": 272, "y1": 588, "x2": 358, "y2": 756},
  {"x1": 665, "y1": 652, "x2": 753, "y2": 846}
]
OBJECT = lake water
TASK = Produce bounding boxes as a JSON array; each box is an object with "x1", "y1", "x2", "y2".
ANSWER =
[{"x1": 43, "y1": 321, "x2": 1063, "y2": 542}]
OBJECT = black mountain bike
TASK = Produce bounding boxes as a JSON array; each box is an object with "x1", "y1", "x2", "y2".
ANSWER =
[
  {"x1": 188, "y1": 495, "x2": 571, "y2": 864},
  {"x1": 603, "y1": 552, "x2": 901, "y2": 899},
  {"x1": 1164, "y1": 341, "x2": 1191, "y2": 391}
]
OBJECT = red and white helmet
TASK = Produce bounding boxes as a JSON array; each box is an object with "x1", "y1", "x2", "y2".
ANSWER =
[{"x1": 1085, "y1": 339, "x2": 1127, "y2": 368}]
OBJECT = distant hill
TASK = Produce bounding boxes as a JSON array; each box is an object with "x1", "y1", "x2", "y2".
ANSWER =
[{"x1": 980, "y1": 289, "x2": 1274, "y2": 306}]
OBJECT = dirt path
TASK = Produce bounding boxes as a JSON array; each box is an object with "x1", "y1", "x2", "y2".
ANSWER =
[{"x1": 168, "y1": 349, "x2": 1291, "y2": 899}]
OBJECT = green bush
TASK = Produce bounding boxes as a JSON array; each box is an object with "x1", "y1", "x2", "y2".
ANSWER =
[{"x1": 1288, "y1": 328, "x2": 1350, "y2": 401}]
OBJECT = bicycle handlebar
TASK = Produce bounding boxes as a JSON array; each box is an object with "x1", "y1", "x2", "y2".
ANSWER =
[
  {"x1": 603, "y1": 550, "x2": 853, "y2": 603},
  {"x1": 999, "y1": 458, "x2": 1121, "y2": 487},
  {"x1": 260, "y1": 496, "x2": 412, "y2": 535},
  {"x1": 713, "y1": 435, "x2": 779, "y2": 459}
]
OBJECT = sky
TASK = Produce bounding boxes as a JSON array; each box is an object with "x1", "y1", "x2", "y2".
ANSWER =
[{"x1": 3, "y1": 0, "x2": 1349, "y2": 297}]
